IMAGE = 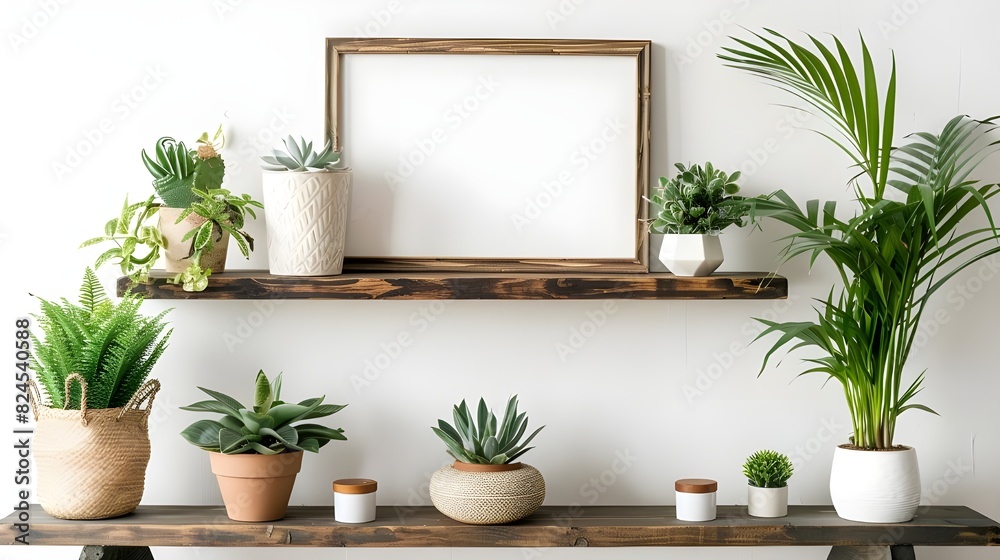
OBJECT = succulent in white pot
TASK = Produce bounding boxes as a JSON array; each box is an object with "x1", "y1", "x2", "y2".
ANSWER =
[
  {"x1": 743, "y1": 449, "x2": 793, "y2": 518},
  {"x1": 260, "y1": 136, "x2": 352, "y2": 276}
]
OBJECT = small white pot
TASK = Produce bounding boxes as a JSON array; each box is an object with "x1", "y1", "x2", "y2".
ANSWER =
[
  {"x1": 658, "y1": 233, "x2": 724, "y2": 276},
  {"x1": 262, "y1": 168, "x2": 351, "y2": 276},
  {"x1": 747, "y1": 485, "x2": 788, "y2": 518},
  {"x1": 830, "y1": 445, "x2": 920, "y2": 523}
]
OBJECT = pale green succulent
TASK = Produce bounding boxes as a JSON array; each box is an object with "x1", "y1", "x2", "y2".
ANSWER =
[
  {"x1": 432, "y1": 395, "x2": 544, "y2": 465},
  {"x1": 260, "y1": 136, "x2": 345, "y2": 172}
]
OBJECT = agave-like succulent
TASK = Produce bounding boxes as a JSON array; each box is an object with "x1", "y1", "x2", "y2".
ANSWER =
[
  {"x1": 180, "y1": 370, "x2": 346, "y2": 455},
  {"x1": 260, "y1": 135, "x2": 345, "y2": 172},
  {"x1": 432, "y1": 395, "x2": 544, "y2": 465},
  {"x1": 141, "y1": 126, "x2": 227, "y2": 208}
]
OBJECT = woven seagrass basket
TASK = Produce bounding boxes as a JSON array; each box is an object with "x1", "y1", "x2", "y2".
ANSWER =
[
  {"x1": 429, "y1": 461, "x2": 545, "y2": 524},
  {"x1": 28, "y1": 374, "x2": 160, "y2": 520}
]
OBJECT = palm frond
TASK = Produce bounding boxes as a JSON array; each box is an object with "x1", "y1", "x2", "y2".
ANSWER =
[{"x1": 723, "y1": 32, "x2": 1000, "y2": 448}]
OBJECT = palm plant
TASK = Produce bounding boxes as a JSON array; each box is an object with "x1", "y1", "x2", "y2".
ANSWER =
[{"x1": 719, "y1": 31, "x2": 1000, "y2": 449}]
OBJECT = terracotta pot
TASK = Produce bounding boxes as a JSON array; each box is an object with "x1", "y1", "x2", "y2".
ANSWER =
[
  {"x1": 158, "y1": 207, "x2": 230, "y2": 273},
  {"x1": 429, "y1": 461, "x2": 545, "y2": 525},
  {"x1": 209, "y1": 451, "x2": 303, "y2": 522},
  {"x1": 261, "y1": 168, "x2": 351, "y2": 276}
]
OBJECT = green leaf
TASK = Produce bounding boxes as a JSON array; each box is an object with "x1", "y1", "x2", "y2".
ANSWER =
[
  {"x1": 179, "y1": 400, "x2": 244, "y2": 420},
  {"x1": 253, "y1": 369, "x2": 273, "y2": 413},
  {"x1": 180, "y1": 420, "x2": 224, "y2": 451},
  {"x1": 198, "y1": 387, "x2": 244, "y2": 412}
]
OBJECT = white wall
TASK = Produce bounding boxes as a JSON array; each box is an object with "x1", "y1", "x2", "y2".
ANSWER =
[{"x1": 3, "y1": 1, "x2": 999, "y2": 559}]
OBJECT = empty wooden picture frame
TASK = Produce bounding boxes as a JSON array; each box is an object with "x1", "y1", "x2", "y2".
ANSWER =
[{"x1": 326, "y1": 38, "x2": 651, "y2": 272}]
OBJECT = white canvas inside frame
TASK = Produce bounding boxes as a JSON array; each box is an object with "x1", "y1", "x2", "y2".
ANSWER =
[{"x1": 338, "y1": 53, "x2": 640, "y2": 260}]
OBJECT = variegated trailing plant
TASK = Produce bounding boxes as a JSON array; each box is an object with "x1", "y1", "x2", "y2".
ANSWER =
[
  {"x1": 719, "y1": 31, "x2": 1000, "y2": 449},
  {"x1": 82, "y1": 126, "x2": 263, "y2": 291},
  {"x1": 180, "y1": 370, "x2": 347, "y2": 455},
  {"x1": 432, "y1": 395, "x2": 544, "y2": 465}
]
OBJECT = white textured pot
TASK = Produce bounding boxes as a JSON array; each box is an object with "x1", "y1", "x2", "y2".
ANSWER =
[
  {"x1": 429, "y1": 461, "x2": 545, "y2": 525},
  {"x1": 748, "y1": 485, "x2": 788, "y2": 518},
  {"x1": 158, "y1": 207, "x2": 229, "y2": 273},
  {"x1": 262, "y1": 168, "x2": 351, "y2": 276},
  {"x1": 658, "y1": 233, "x2": 724, "y2": 276},
  {"x1": 830, "y1": 445, "x2": 920, "y2": 523},
  {"x1": 648, "y1": 233, "x2": 669, "y2": 272}
]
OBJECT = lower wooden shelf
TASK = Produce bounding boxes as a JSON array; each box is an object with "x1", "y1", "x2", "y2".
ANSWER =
[
  {"x1": 117, "y1": 271, "x2": 788, "y2": 300},
  {"x1": 4, "y1": 505, "x2": 998, "y2": 548}
]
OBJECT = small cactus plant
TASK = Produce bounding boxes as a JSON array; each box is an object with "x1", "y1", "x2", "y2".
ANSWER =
[
  {"x1": 260, "y1": 136, "x2": 345, "y2": 172},
  {"x1": 141, "y1": 126, "x2": 227, "y2": 208}
]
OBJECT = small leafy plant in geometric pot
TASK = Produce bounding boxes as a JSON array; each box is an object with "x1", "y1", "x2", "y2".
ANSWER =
[
  {"x1": 260, "y1": 136, "x2": 351, "y2": 276},
  {"x1": 742, "y1": 450, "x2": 793, "y2": 518},
  {"x1": 429, "y1": 395, "x2": 545, "y2": 524},
  {"x1": 648, "y1": 162, "x2": 750, "y2": 276},
  {"x1": 181, "y1": 370, "x2": 347, "y2": 522}
]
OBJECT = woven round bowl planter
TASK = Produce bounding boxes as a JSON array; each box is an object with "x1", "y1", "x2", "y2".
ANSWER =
[
  {"x1": 28, "y1": 374, "x2": 160, "y2": 520},
  {"x1": 429, "y1": 461, "x2": 545, "y2": 524}
]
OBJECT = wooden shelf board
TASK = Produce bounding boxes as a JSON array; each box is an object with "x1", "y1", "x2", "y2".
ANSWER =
[
  {"x1": 3, "y1": 505, "x2": 997, "y2": 548},
  {"x1": 117, "y1": 270, "x2": 787, "y2": 300}
]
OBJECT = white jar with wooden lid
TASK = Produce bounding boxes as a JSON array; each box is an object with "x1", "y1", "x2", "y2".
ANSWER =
[
  {"x1": 675, "y1": 478, "x2": 717, "y2": 521},
  {"x1": 333, "y1": 478, "x2": 377, "y2": 523}
]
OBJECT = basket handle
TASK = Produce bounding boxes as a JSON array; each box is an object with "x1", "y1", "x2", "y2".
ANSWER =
[
  {"x1": 117, "y1": 379, "x2": 160, "y2": 420},
  {"x1": 63, "y1": 373, "x2": 89, "y2": 426},
  {"x1": 26, "y1": 378, "x2": 43, "y2": 422}
]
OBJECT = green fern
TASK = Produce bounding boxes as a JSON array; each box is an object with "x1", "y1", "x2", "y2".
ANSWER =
[{"x1": 30, "y1": 268, "x2": 172, "y2": 409}]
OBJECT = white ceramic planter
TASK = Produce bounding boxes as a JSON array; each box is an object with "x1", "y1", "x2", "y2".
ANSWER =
[
  {"x1": 658, "y1": 234, "x2": 724, "y2": 276},
  {"x1": 748, "y1": 485, "x2": 788, "y2": 518},
  {"x1": 830, "y1": 445, "x2": 920, "y2": 523},
  {"x1": 262, "y1": 169, "x2": 351, "y2": 276},
  {"x1": 158, "y1": 207, "x2": 229, "y2": 273},
  {"x1": 647, "y1": 233, "x2": 669, "y2": 272}
]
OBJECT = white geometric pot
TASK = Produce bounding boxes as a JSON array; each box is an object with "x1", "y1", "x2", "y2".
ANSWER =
[
  {"x1": 748, "y1": 485, "x2": 788, "y2": 518},
  {"x1": 262, "y1": 169, "x2": 351, "y2": 276},
  {"x1": 647, "y1": 233, "x2": 669, "y2": 272},
  {"x1": 830, "y1": 445, "x2": 920, "y2": 523},
  {"x1": 658, "y1": 233, "x2": 724, "y2": 276}
]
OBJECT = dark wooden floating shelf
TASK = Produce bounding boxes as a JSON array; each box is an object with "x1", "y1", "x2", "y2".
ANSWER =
[
  {"x1": 117, "y1": 270, "x2": 787, "y2": 300},
  {"x1": 3, "y1": 505, "x2": 998, "y2": 548}
]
